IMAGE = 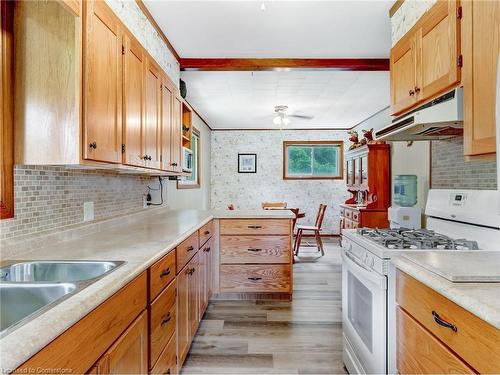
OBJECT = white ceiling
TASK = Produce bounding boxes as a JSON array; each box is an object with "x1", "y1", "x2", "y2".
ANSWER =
[
  {"x1": 182, "y1": 70, "x2": 390, "y2": 129},
  {"x1": 143, "y1": 1, "x2": 393, "y2": 58}
]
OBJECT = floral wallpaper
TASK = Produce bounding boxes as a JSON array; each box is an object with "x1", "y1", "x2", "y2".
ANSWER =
[
  {"x1": 105, "y1": 0, "x2": 180, "y2": 86},
  {"x1": 391, "y1": 0, "x2": 437, "y2": 46},
  {"x1": 211, "y1": 130, "x2": 350, "y2": 235}
]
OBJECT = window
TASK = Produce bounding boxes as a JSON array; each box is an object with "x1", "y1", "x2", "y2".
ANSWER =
[
  {"x1": 283, "y1": 141, "x2": 343, "y2": 180},
  {"x1": 177, "y1": 128, "x2": 200, "y2": 189}
]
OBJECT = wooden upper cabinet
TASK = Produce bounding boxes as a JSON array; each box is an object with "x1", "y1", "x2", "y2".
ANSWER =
[
  {"x1": 391, "y1": 33, "x2": 418, "y2": 114},
  {"x1": 417, "y1": 0, "x2": 460, "y2": 101},
  {"x1": 144, "y1": 58, "x2": 162, "y2": 170},
  {"x1": 92, "y1": 311, "x2": 148, "y2": 374},
  {"x1": 463, "y1": 0, "x2": 500, "y2": 157},
  {"x1": 83, "y1": 0, "x2": 123, "y2": 164},
  {"x1": 1, "y1": 0, "x2": 14, "y2": 220},
  {"x1": 161, "y1": 78, "x2": 175, "y2": 172},
  {"x1": 123, "y1": 32, "x2": 145, "y2": 168},
  {"x1": 391, "y1": 0, "x2": 461, "y2": 115},
  {"x1": 171, "y1": 95, "x2": 183, "y2": 173}
]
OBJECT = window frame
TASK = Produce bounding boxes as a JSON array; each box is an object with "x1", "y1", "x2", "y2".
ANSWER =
[
  {"x1": 282, "y1": 140, "x2": 344, "y2": 180},
  {"x1": 177, "y1": 127, "x2": 201, "y2": 189}
]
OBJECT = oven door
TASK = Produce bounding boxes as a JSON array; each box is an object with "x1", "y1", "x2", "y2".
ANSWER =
[{"x1": 342, "y1": 250, "x2": 387, "y2": 374}]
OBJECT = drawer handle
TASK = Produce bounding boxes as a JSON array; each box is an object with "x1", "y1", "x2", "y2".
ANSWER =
[
  {"x1": 432, "y1": 311, "x2": 458, "y2": 332},
  {"x1": 247, "y1": 225, "x2": 262, "y2": 229},
  {"x1": 188, "y1": 267, "x2": 195, "y2": 275},
  {"x1": 186, "y1": 245, "x2": 195, "y2": 251},
  {"x1": 160, "y1": 268, "x2": 171, "y2": 277},
  {"x1": 248, "y1": 248, "x2": 262, "y2": 252},
  {"x1": 204, "y1": 230, "x2": 210, "y2": 235},
  {"x1": 204, "y1": 247, "x2": 211, "y2": 253},
  {"x1": 248, "y1": 277, "x2": 262, "y2": 281},
  {"x1": 166, "y1": 369, "x2": 171, "y2": 375},
  {"x1": 161, "y1": 312, "x2": 171, "y2": 326}
]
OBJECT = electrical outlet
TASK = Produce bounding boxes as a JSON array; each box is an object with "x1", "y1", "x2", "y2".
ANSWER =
[{"x1": 83, "y1": 201, "x2": 94, "y2": 222}]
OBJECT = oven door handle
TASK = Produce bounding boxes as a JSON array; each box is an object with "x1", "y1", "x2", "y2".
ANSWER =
[{"x1": 342, "y1": 251, "x2": 387, "y2": 289}]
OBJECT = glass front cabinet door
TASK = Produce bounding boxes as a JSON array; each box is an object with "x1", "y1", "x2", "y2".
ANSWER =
[
  {"x1": 361, "y1": 155, "x2": 368, "y2": 185},
  {"x1": 346, "y1": 159, "x2": 353, "y2": 185}
]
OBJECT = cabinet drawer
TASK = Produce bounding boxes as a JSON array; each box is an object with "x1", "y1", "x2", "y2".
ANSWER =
[
  {"x1": 150, "y1": 333, "x2": 177, "y2": 374},
  {"x1": 344, "y1": 209, "x2": 353, "y2": 220},
  {"x1": 150, "y1": 279, "x2": 176, "y2": 368},
  {"x1": 177, "y1": 232, "x2": 199, "y2": 272},
  {"x1": 199, "y1": 220, "x2": 214, "y2": 247},
  {"x1": 220, "y1": 265, "x2": 291, "y2": 293},
  {"x1": 340, "y1": 207, "x2": 345, "y2": 217},
  {"x1": 220, "y1": 219, "x2": 290, "y2": 235},
  {"x1": 397, "y1": 307, "x2": 474, "y2": 374},
  {"x1": 352, "y1": 211, "x2": 359, "y2": 222},
  {"x1": 149, "y1": 250, "x2": 176, "y2": 302},
  {"x1": 220, "y1": 236, "x2": 291, "y2": 264},
  {"x1": 396, "y1": 271, "x2": 500, "y2": 374}
]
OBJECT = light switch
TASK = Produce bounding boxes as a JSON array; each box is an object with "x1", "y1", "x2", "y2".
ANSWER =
[{"x1": 83, "y1": 201, "x2": 94, "y2": 222}]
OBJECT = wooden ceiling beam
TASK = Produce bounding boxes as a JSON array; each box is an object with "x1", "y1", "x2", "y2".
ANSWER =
[{"x1": 179, "y1": 58, "x2": 390, "y2": 71}]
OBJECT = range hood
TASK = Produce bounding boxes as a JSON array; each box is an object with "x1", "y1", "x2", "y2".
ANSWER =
[{"x1": 375, "y1": 88, "x2": 463, "y2": 141}]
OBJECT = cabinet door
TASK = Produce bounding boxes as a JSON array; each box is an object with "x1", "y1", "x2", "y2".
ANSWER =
[
  {"x1": 463, "y1": 0, "x2": 500, "y2": 157},
  {"x1": 123, "y1": 33, "x2": 145, "y2": 168},
  {"x1": 391, "y1": 33, "x2": 418, "y2": 114},
  {"x1": 188, "y1": 253, "x2": 199, "y2": 341},
  {"x1": 177, "y1": 263, "x2": 190, "y2": 366},
  {"x1": 171, "y1": 96, "x2": 183, "y2": 173},
  {"x1": 161, "y1": 78, "x2": 175, "y2": 171},
  {"x1": 198, "y1": 244, "x2": 211, "y2": 320},
  {"x1": 94, "y1": 311, "x2": 148, "y2": 374},
  {"x1": 144, "y1": 58, "x2": 162, "y2": 169},
  {"x1": 83, "y1": 0, "x2": 122, "y2": 163},
  {"x1": 417, "y1": 0, "x2": 460, "y2": 102}
]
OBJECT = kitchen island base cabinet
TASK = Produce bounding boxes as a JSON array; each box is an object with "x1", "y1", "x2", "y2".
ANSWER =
[
  {"x1": 90, "y1": 311, "x2": 148, "y2": 374},
  {"x1": 218, "y1": 218, "x2": 293, "y2": 301}
]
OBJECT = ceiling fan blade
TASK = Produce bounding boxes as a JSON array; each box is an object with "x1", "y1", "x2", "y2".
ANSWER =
[{"x1": 289, "y1": 114, "x2": 314, "y2": 120}]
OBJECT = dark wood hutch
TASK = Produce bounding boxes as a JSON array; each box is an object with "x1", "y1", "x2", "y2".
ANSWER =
[{"x1": 340, "y1": 143, "x2": 390, "y2": 231}]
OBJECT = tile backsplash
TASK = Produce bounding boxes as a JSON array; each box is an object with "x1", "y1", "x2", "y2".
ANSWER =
[
  {"x1": 431, "y1": 137, "x2": 497, "y2": 190},
  {"x1": 0, "y1": 166, "x2": 166, "y2": 241}
]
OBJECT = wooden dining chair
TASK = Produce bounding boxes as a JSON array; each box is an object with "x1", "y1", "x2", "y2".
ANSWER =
[
  {"x1": 262, "y1": 202, "x2": 287, "y2": 210},
  {"x1": 294, "y1": 204, "x2": 327, "y2": 257}
]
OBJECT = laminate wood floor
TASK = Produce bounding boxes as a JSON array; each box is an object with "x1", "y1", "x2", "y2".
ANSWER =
[{"x1": 182, "y1": 239, "x2": 347, "y2": 374}]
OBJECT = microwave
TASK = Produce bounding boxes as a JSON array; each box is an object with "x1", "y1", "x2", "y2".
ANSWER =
[{"x1": 182, "y1": 147, "x2": 193, "y2": 172}]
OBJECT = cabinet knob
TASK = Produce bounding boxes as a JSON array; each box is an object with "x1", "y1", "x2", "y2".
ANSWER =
[
  {"x1": 89, "y1": 142, "x2": 97, "y2": 149},
  {"x1": 172, "y1": 162, "x2": 178, "y2": 167},
  {"x1": 186, "y1": 245, "x2": 194, "y2": 251},
  {"x1": 248, "y1": 277, "x2": 262, "y2": 281},
  {"x1": 415, "y1": 86, "x2": 421, "y2": 93},
  {"x1": 409, "y1": 89, "x2": 415, "y2": 96},
  {"x1": 204, "y1": 230, "x2": 210, "y2": 235}
]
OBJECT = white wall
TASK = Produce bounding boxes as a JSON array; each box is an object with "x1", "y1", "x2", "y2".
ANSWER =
[
  {"x1": 166, "y1": 114, "x2": 212, "y2": 210},
  {"x1": 210, "y1": 130, "x2": 349, "y2": 234}
]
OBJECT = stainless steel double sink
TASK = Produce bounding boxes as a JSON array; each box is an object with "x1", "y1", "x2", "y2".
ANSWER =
[{"x1": 0, "y1": 260, "x2": 125, "y2": 337}]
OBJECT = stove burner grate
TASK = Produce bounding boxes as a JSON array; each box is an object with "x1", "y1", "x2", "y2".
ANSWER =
[{"x1": 357, "y1": 228, "x2": 479, "y2": 250}]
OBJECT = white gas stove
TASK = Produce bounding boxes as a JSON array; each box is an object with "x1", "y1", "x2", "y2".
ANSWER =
[{"x1": 341, "y1": 189, "x2": 500, "y2": 375}]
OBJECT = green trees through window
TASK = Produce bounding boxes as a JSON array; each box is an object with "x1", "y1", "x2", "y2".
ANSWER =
[{"x1": 284, "y1": 141, "x2": 343, "y2": 179}]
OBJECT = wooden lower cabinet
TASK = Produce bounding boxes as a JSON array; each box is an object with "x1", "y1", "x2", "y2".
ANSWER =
[
  {"x1": 396, "y1": 270, "x2": 500, "y2": 374},
  {"x1": 177, "y1": 253, "x2": 200, "y2": 367},
  {"x1": 91, "y1": 311, "x2": 148, "y2": 374},
  {"x1": 150, "y1": 334, "x2": 177, "y2": 375}
]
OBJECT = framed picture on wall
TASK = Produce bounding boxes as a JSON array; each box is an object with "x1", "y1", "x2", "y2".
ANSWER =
[{"x1": 238, "y1": 153, "x2": 257, "y2": 173}]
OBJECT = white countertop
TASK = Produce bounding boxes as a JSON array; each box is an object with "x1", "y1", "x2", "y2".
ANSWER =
[
  {"x1": 0, "y1": 208, "x2": 293, "y2": 371},
  {"x1": 391, "y1": 252, "x2": 500, "y2": 330}
]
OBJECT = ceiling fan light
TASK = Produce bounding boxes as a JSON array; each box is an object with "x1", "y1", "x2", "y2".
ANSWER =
[
  {"x1": 273, "y1": 116, "x2": 282, "y2": 125},
  {"x1": 283, "y1": 117, "x2": 291, "y2": 126}
]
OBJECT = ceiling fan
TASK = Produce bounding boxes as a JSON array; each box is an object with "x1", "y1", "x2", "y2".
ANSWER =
[{"x1": 272, "y1": 105, "x2": 314, "y2": 127}]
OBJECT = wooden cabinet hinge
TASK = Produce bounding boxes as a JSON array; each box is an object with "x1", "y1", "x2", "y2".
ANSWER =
[
  {"x1": 121, "y1": 144, "x2": 125, "y2": 153},
  {"x1": 457, "y1": 54, "x2": 463, "y2": 67},
  {"x1": 121, "y1": 45, "x2": 125, "y2": 55},
  {"x1": 456, "y1": 6, "x2": 462, "y2": 19}
]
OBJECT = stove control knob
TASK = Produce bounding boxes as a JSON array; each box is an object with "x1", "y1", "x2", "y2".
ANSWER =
[{"x1": 370, "y1": 257, "x2": 375, "y2": 267}]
